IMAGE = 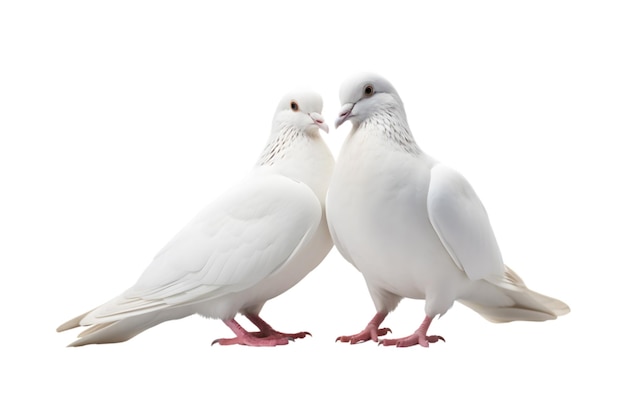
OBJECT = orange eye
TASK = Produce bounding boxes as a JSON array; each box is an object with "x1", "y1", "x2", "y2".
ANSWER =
[
  {"x1": 290, "y1": 101, "x2": 299, "y2": 111},
  {"x1": 363, "y1": 84, "x2": 374, "y2": 96}
]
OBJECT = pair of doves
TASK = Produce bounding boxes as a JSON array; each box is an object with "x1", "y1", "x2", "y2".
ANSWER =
[{"x1": 57, "y1": 73, "x2": 569, "y2": 348}]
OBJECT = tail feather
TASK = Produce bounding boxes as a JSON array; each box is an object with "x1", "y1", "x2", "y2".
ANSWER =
[
  {"x1": 56, "y1": 311, "x2": 91, "y2": 332},
  {"x1": 61, "y1": 306, "x2": 193, "y2": 347},
  {"x1": 68, "y1": 314, "x2": 160, "y2": 347},
  {"x1": 460, "y1": 265, "x2": 570, "y2": 323},
  {"x1": 78, "y1": 322, "x2": 115, "y2": 338},
  {"x1": 525, "y1": 288, "x2": 570, "y2": 317},
  {"x1": 460, "y1": 290, "x2": 567, "y2": 323}
]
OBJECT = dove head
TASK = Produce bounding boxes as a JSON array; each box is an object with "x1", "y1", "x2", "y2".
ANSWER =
[
  {"x1": 272, "y1": 91, "x2": 329, "y2": 135},
  {"x1": 335, "y1": 72, "x2": 407, "y2": 129}
]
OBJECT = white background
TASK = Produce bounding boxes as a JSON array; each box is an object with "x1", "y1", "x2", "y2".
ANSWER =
[{"x1": 1, "y1": 1, "x2": 624, "y2": 415}]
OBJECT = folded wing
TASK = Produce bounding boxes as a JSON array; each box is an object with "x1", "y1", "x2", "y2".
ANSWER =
[
  {"x1": 427, "y1": 163, "x2": 505, "y2": 283},
  {"x1": 76, "y1": 174, "x2": 322, "y2": 326}
]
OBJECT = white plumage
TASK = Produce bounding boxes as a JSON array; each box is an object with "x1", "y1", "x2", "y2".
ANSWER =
[
  {"x1": 327, "y1": 73, "x2": 569, "y2": 347},
  {"x1": 58, "y1": 91, "x2": 335, "y2": 347}
]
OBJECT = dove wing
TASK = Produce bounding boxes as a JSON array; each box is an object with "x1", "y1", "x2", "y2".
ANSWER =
[
  {"x1": 426, "y1": 163, "x2": 505, "y2": 281},
  {"x1": 83, "y1": 174, "x2": 322, "y2": 324}
]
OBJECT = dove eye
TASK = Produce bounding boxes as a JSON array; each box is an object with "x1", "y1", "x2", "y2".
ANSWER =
[
  {"x1": 363, "y1": 85, "x2": 374, "y2": 97},
  {"x1": 290, "y1": 101, "x2": 299, "y2": 112}
]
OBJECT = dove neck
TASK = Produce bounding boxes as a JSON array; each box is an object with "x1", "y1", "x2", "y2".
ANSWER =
[
  {"x1": 360, "y1": 110, "x2": 422, "y2": 156},
  {"x1": 255, "y1": 126, "x2": 334, "y2": 202},
  {"x1": 257, "y1": 126, "x2": 304, "y2": 167}
]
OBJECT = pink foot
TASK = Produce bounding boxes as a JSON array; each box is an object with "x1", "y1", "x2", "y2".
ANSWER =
[
  {"x1": 379, "y1": 333, "x2": 445, "y2": 348},
  {"x1": 245, "y1": 313, "x2": 311, "y2": 340},
  {"x1": 212, "y1": 334, "x2": 291, "y2": 346},
  {"x1": 212, "y1": 319, "x2": 292, "y2": 347},
  {"x1": 250, "y1": 330, "x2": 311, "y2": 340},
  {"x1": 379, "y1": 316, "x2": 445, "y2": 348},
  {"x1": 336, "y1": 312, "x2": 391, "y2": 344},
  {"x1": 336, "y1": 326, "x2": 392, "y2": 344}
]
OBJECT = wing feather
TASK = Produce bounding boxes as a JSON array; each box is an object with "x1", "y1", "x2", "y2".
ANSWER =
[
  {"x1": 427, "y1": 163, "x2": 505, "y2": 281},
  {"x1": 81, "y1": 174, "x2": 322, "y2": 325}
]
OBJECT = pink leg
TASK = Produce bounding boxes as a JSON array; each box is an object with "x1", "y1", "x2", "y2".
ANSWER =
[
  {"x1": 379, "y1": 316, "x2": 445, "y2": 348},
  {"x1": 212, "y1": 319, "x2": 291, "y2": 347},
  {"x1": 336, "y1": 312, "x2": 391, "y2": 344},
  {"x1": 245, "y1": 313, "x2": 311, "y2": 340}
]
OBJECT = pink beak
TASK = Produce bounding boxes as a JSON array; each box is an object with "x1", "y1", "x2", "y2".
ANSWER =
[
  {"x1": 335, "y1": 103, "x2": 355, "y2": 128},
  {"x1": 309, "y1": 112, "x2": 329, "y2": 133}
]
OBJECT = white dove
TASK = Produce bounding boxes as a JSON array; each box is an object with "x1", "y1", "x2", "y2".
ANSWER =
[
  {"x1": 326, "y1": 73, "x2": 569, "y2": 347},
  {"x1": 57, "y1": 91, "x2": 335, "y2": 347}
]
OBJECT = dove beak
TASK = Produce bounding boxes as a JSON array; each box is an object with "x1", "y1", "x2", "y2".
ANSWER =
[
  {"x1": 335, "y1": 103, "x2": 354, "y2": 129},
  {"x1": 309, "y1": 112, "x2": 329, "y2": 133}
]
